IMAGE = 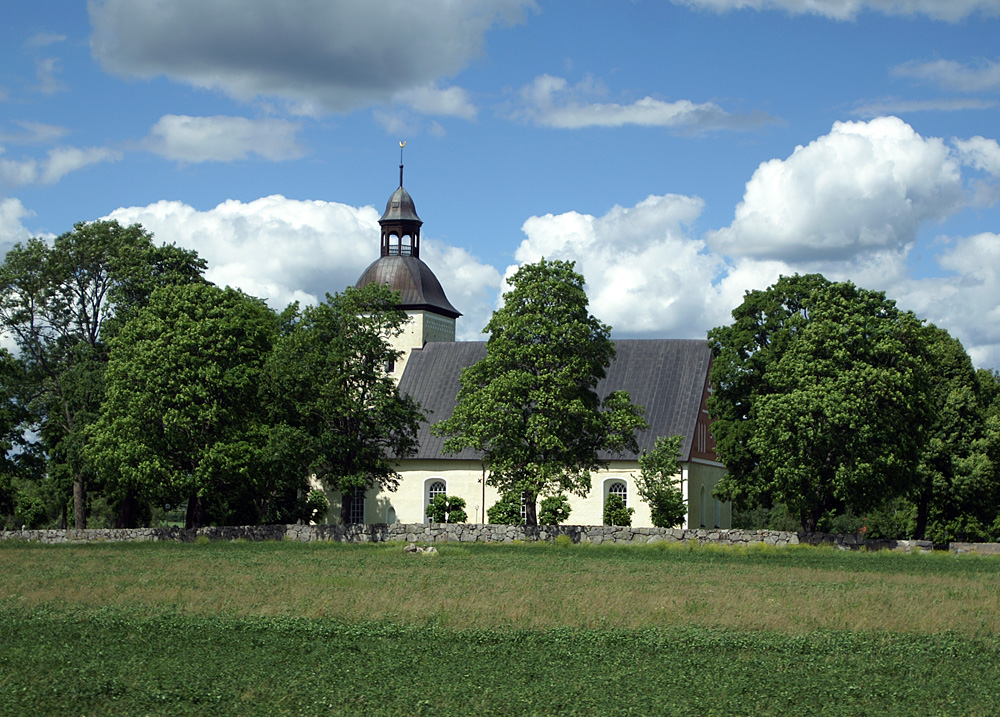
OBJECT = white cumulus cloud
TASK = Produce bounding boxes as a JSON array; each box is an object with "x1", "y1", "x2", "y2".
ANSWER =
[
  {"x1": 144, "y1": 115, "x2": 306, "y2": 162},
  {"x1": 0, "y1": 197, "x2": 33, "y2": 251},
  {"x1": 512, "y1": 193, "x2": 729, "y2": 336},
  {"x1": 102, "y1": 195, "x2": 502, "y2": 335},
  {"x1": 707, "y1": 117, "x2": 965, "y2": 263},
  {"x1": 954, "y1": 136, "x2": 1000, "y2": 176}
]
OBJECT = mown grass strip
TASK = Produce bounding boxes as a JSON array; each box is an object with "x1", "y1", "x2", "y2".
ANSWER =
[{"x1": 2, "y1": 606, "x2": 998, "y2": 716}]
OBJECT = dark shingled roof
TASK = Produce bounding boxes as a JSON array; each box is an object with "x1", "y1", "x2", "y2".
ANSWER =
[
  {"x1": 379, "y1": 186, "x2": 422, "y2": 224},
  {"x1": 397, "y1": 339, "x2": 711, "y2": 462},
  {"x1": 355, "y1": 255, "x2": 461, "y2": 319}
]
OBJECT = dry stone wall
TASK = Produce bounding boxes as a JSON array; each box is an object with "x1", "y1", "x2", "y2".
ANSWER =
[{"x1": 0, "y1": 523, "x2": 938, "y2": 551}]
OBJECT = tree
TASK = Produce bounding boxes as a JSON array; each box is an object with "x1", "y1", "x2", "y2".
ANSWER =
[
  {"x1": 88, "y1": 282, "x2": 293, "y2": 529},
  {"x1": 263, "y1": 283, "x2": 423, "y2": 525},
  {"x1": 0, "y1": 220, "x2": 205, "y2": 528},
  {"x1": 708, "y1": 274, "x2": 932, "y2": 532},
  {"x1": 426, "y1": 494, "x2": 468, "y2": 523},
  {"x1": 634, "y1": 435, "x2": 687, "y2": 528},
  {"x1": 908, "y1": 326, "x2": 1000, "y2": 542},
  {"x1": 433, "y1": 259, "x2": 647, "y2": 526}
]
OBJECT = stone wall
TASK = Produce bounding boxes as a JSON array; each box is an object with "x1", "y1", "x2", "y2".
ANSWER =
[{"x1": 0, "y1": 522, "x2": 938, "y2": 551}]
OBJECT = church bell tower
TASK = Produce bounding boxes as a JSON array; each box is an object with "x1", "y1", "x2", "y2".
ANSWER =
[{"x1": 354, "y1": 149, "x2": 461, "y2": 379}]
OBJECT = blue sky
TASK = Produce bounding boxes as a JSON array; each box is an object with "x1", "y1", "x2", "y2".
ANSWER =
[{"x1": 2, "y1": 0, "x2": 1000, "y2": 368}]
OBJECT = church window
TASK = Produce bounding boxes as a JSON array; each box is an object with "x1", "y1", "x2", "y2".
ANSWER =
[
  {"x1": 607, "y1": 481, "x2": 627, "y2": 506},
  {"x1": 346, "y1": 490, "x2": 365, "y2": 525},
  {"x1": 426, "y1": 480, "x2": 446, "y2": 522}
]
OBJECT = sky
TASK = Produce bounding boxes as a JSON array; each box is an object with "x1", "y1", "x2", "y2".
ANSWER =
[{"x1": 2, "y1": 1, "x2": 1000, "y2": 369}]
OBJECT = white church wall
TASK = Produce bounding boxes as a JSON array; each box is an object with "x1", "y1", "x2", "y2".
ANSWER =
[
  {"x1": 686, "y1": 461, "x2": 730, "y2": 529},
  {"x1": 389, "y1": 311, "x2": 456, "y2": 380}
]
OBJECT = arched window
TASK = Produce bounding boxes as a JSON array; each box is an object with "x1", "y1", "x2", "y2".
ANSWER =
[
  {"x1": 713, "y1": 497, "x2": 721, "y2": 529},
  {"x1": 699, "y1": 485, "x2": 707, "y2": 528},
  {"x1": 426, "y1": 480, "x2": 446, "y2": 523},
  {"x1": 608, "y1": 481, "x2": 627, "y2": 506}
]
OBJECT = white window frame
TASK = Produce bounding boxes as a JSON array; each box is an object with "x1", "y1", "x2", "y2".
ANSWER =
[{"x1": 425, "y1": 479, "x2": 447, "y2": 523}]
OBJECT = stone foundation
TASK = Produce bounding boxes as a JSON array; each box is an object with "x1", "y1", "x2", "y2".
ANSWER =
[{"x1": 0, "y1": 523, "x2": 939, "y2": 551}]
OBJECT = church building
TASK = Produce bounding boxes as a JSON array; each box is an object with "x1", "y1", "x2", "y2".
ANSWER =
[{"x1": 341, "y1": 163, "x2": 731, "y2": 530}]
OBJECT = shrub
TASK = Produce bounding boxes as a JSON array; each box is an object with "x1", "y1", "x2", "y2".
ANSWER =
[
  {"x1": 305, "y1": 489, "x2": 330, "y2": 523},
  {"x1": 487, "y1": 493, "x2": 524, "y2": 525},
  {"x1": 427, "y1": 495, "x2": 468, "y2": 523},
  {"x1": 603, "y1": 495, "x2": 633, "y2": 527},
  {"x1": 539, "y1": 494, "x2": 571, "y2": 525}
]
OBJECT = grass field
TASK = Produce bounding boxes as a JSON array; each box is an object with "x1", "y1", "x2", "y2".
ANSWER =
[{"x1": 2, "y1": 540, "x2": 999, "y2": 715}]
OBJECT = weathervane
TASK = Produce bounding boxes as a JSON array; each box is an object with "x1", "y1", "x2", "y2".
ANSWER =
[{"x1": 398, "y1": 140, "x2": 406, "y2": 187}]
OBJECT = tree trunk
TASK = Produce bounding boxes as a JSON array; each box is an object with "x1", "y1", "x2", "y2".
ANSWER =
[
  {"x1": 73, "y1": 476, "x2": 86, "y2": 530},
  {"x1": 524, "y1": 493, "x2": 538, "y2": 527},
  {"x1": 114, "y1": 488, "x2": 139, "y2": 529},
  {"x1": 186, "y1": 493, "x2": 206, "y2": 529},
  {"x1": 914, "y1": 485, "x2": 930, "y2": 540},
  {"x1": 340, "y1": 492, "x2": 352, "y2": 525}
]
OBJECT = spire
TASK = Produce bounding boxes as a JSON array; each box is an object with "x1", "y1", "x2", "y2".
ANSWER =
[
  {"x1": 399, "y1": 140, "x2": 405, "y2": 187},
  {"x1": 379, "y1": 142, "x2": 422, "y2": 258}
]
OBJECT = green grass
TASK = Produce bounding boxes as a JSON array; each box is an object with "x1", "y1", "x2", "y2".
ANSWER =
[{"x1": 1, "y1": 540, "x2": 999, "y2": 714}]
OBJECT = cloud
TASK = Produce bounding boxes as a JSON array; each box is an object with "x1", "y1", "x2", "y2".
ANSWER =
[
  {"x1": 143, "y1": 115, "x2": 306, "y2": 162},
  {"x1": 707, "y1": 117, "x2": 965, "y2": 263},
  {"x1": 893, "y1": 58, "x2": 1000, "y2": 92},
  {"x1": 0, "y1": 197, "x2": 33, "y2": 251},
  {"x1": 512, "y1": 193, "x2": 730, "y2": 336},
  {"x1": 25, "y1": 33, "x2": 66, "y2": 49},
  {"x1": 394, "y1": 85, "x2": 477, "y2": 120},
  {"x1": 851, "y1": 97, "x2": 997, "y2": 118},
  {"x1": 0, "y1": 145, "x2": 121, "y2": 186},
  {"x1": 892, "y1": 233, "x2": 1000, "y2": 368},
  {"x1": 0, "y1": 121, "x2": 70, "y2": 144},
  {"x1": 102, "y1": 195, "x2": 503, "y2": 335},
  {"x1": 89, "y1": 0, "x2": 536, "y2": 115},
  {"x1": 954, "y1": 136, "x2": 1000, "y2": 175},
  {"x1": 515, "y1": 75, "x2": 775, "y2": 131},
  {"x1": 35, "y1": 57, "x2": 65, "y2": 94},
  {"x1": 671, "y1": 0, "x2": 1000, "y2": 21}
]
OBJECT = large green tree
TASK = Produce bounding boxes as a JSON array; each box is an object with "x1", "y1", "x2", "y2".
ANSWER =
[
  {"x1": 708, "y1": 274, "x2": 932, "y2": 532},
  {"x1": 433, "y1": 259, "x2": 647, "y2": 526},
  {"x1": 88, "y1": 282, "x2": 294, "y2": 529},
  {"x1": 910, "y1": 326, "x2": 1000, "y2": 542},
  {"x1": 263, "y1": 283, "x2": 423, "y2": 524},
  {"x1": 0, "y1": 221, "x2": 205, "y2": 528}
]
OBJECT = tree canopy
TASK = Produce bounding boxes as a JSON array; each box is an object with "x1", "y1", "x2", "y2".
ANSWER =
[
  {"x1": 87, "y1": 282, "x2": 289, "y2": 529},
  {"x1": 0, "y1": 220, "x2": 205, "y2": 528},
  {"x1": 708, "y1": 274, "x2": 932, "y2": 532},
  {"x1": 634, "y1": 435, "x2": 686, "y2": 529},
  {"x1": 433, "y1": 258, "x2": 647, "y2": 526},
  {"x1": 910, "y1": 329, "x2": 1000, "y2": 542},
  {"x1": 263, "y1": 283, "x2": 423, "y2": 524}
]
